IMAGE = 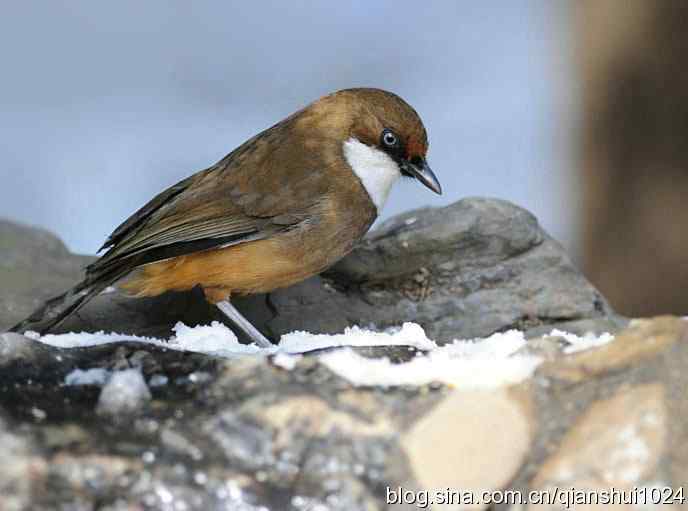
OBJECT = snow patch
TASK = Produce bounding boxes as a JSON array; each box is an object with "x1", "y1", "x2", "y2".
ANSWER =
[
  {"x1": 549, "y1": 329, "x2": 615, "y2": 354},
  {"x1": 271, "y1": 352, "x2": 302, "y2": 370},
  {"x1": 28, "y1": 321, "x2": 433, "y2": 357},
  {"x1": 319, "y1": 330, "x2": 542, "y2": 389},
  {"x1": 29, "y1": 321, "x2": 262, "y2": 358},
  {"x1": 27, "y1": 321, "x2": 615, "y2": 389},
  {"x1": 279, "y1": 322, "x2": 435, "y2": 353},
  {"x1": 65, "y1": 368, "x2": 111, "y2": 386},
  {"x1": 149, "y1": 374, "x2": 169, "y2": 387}
]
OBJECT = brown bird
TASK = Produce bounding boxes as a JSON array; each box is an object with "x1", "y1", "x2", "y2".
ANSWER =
[{"x1": 11, "y1": 88, "x2": 441, "y2": 346}]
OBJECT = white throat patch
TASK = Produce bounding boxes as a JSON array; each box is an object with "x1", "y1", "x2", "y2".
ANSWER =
[{"x1": 342, "y1": 137, "x2": 401, "y2": 212}]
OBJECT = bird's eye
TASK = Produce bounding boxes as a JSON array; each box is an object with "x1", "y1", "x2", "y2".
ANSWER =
[{"x1": 382, "y1": 129, "x2": 399, "y2": 148}]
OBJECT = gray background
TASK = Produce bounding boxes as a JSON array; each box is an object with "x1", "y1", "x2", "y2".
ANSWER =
[{"x1": 0, "y1": 1, "x2": 576, "y2": 255}]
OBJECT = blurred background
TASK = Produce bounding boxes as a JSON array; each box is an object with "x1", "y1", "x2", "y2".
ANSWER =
[{"x1": 0, "y1": 1, "x2": 685, "y2": 317}]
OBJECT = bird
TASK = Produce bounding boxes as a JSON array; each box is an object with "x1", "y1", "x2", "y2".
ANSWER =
[{"x1": 10, "y1": 88, "x2": 441, "y2": 347}]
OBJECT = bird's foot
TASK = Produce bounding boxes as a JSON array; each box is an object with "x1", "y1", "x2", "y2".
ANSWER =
[{"x1": 215, "y1": 300, "x2": 273, "y2": 348}]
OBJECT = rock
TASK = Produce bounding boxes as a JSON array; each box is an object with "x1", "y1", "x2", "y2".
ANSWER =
[
  {"x1": 505, "y1": 317, "x2": 688, "y2": 510},
  {"x1": 0, "y1": 331, "x2": 45, "y2": 363},
  {"x1": 3, "y1": 304, "x2": 688, "y2": 509},
  {"x1": 268, "y1": 198, "x2": 624, "y2": 343},
  {"x1": 540, "y1": 316, "x2": 683, "y2": 382},
  {"x1": 0, "y1": 219, "x2": 92, "y2": 330},
  {"x1": 0, "y1": 415, "x2": 43, "y2": 511},
  {"x1": 0, "y1": 330, "x2": 217, "y2": 385},
  {"x1": 96, "y1": 368, "x2": 152, "y2": 418},
  {"x1": 0, "y1": 198, "x2": 625, "y2": 342},
  {"x1": 0, "y1": 316, "x2": 686, "y2": 510},
  {"x1": 530, "y1": 384, "x2": 666, "y2": 503},
  {"x1": 401, "y1": 388, "x2": 533, "y2": 511}
]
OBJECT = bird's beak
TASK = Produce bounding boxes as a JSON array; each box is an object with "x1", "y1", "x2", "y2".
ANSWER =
[{"x1": 402, "y1": 157, "x2": 442, "y2": 195}]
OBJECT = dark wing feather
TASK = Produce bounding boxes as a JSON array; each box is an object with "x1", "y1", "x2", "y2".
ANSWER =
[
  {"x1": 88, "y1": 117, "x2": 334, "y2": 277},
  {"x1": 98, "y1": 174, "x2": 197, "y2": 252}
]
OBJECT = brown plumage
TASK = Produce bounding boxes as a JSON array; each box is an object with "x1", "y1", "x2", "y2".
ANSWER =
[{"x1": 11, "y1": 88, "x2": 441, "y2": 345}]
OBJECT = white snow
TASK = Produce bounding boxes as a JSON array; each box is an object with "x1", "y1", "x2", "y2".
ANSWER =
[
  {"x1": 271, "y1": 352, "x2": 302, "y2": 370},
  {"x1": 318, "y1": 330, "x2": 543, "y2": 389},
  {"x1": 26, "y1": 321, "x2": 615, "y2": 390},
  {"x1": 149, "y1": 374, "x2": 169, "y2": 387},
  {"x1": 65, "y1": 367, "x2": 111, "y2": 386},
  {"x1": 27, "y1": 321, "x2": 433, "y2": 357},
  {"x1": 549, "y1": 329, "x2": 615, "y2": 354},
  {"x1": 278, "y1": 322, "x2": 435, "y2": 353},
  {"x1": 28, "y1": 321, "x2": 262, "y2": 357}
]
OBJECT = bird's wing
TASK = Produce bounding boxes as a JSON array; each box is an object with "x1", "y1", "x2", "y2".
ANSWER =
[
  {"x1": 97, "y1": 173, "x2": 197, "y2": 253},
  {"x1": 88, "y1": 122, "x2": 334, "y2": 276}
]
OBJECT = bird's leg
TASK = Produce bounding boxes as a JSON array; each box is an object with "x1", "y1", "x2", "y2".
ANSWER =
[{"x1": 216, "y1": 300, "x2": 273, "y2": 348}]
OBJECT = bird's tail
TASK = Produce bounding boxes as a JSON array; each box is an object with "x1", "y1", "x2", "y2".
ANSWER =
[{"x1": 9, "y1": 266, "x2": 128, "y2": 335}]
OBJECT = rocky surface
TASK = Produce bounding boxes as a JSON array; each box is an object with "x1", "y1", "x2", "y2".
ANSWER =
[
  {"x1": 1, "y1": 198, "x2": 625, "y2": 342},
  {"x1": 4, "y1": 198, "x2": 681, "y2": 511},
  {"x1": 0, "y1": 219, "x2": 92, "y2": 332},
  {"x1": 1, "y1": 317, "x2": 687, "y2": 510}
]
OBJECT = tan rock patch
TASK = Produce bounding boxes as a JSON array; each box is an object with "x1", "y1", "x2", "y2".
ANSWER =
[
  {"x1": 530, "y1": 383, "x2": 667, "y2": 510},
  {"x1": 402, "y1": 388, "x2": 533, "y2": 511},
  {"x1": 336, "y1": 389, "x2": 387, "y2": 417},
  {"x1": 541, "y1": 316, "x2": 685, "y2": 383},
  {"x1": 257, "y1": 395, "x2": 393, "y2": 449}
]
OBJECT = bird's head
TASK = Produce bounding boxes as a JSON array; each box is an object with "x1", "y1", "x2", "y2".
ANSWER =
[{"x1": 301, "y1": 88, "x2": 441, "y2": 212}]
